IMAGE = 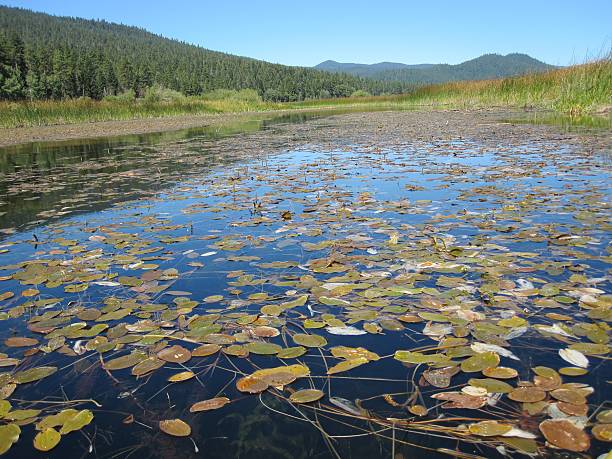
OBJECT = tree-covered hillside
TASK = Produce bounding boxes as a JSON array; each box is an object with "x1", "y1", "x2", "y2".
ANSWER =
[
  {"x1": 315, "y1": 54, "x2": 556, "y2": 84},
  {"x1": 0, "y1": 6, "x2": 407, "y2": 101}
]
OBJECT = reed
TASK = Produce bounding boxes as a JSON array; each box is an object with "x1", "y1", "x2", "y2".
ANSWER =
[{"x1": 0, "y1": 58, "x2": 609, "y2": 129}]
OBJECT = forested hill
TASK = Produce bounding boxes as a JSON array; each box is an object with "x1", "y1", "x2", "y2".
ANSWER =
[
  {"x1": 0, "y1": 6, "x2": 407, "y2": 101},
  {"x1": 315, "y1": 54, "x2": 556, "y2": 84}
]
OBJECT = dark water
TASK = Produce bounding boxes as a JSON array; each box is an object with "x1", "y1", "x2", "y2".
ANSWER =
[{"x1": 0, "y1": 112, "x2": 610, "y2": 458}]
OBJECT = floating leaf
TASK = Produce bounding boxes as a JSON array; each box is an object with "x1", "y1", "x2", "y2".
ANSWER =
[
  {"x1": 33, "y1": 428, "x2": 61, "y2": 452},
  {"x1": 482, "y1": 366, "x2": 518, "y2": 379},
  {"x1": 104, "y1": 352, "x2": 147, "y2": 370},
  {"x1": 277, "y1": 346, "x2": 307, "y2": 359},
  {"x1": 159, "y1": 419, "x2": 191, "y2": 437},
  {"x1": 592, "y1": 423, "x2": 612, "y2": 442},
  {"x1": 157, "y1": 345, "x2": 191, "y2": 364},
  {"x1": 539, "y1": 419, "x2": 590, "y2": 452},
  {"x1": 59, "y1": 409, "x2": 93, "y2": 435},
  {"x1": 236, "y1": 376, "x2": 268, "y2": 393},
  {"x1": 460, "y1": 352, "x2": 499, "y2": 373},
  {"x1": 394, "y1": 350, "x2": 450, "y2": 364},
  {"x1": 469, "y1": 420, "x2": 513, "y2": 436},
  {"x1": 468, "y1": 378, "x2": 513, "y2": 393},
  {"x1": 245, "y1": 342, "x2": 281, "y2": 355},
  {"x1": 327, "y1": 357, "x2": 368, "y2": 375},
  {"x1": 252, "y1": 326, "x2": 280, "y2": 338},
  {"x1": 192, "y1": 343, "x2": 221, "y2": 357},
  {"x1": 408, "y1": 405, "x2": 428, "y2": 416},
  {"x1": 4, "y1": 337, "x2": 38, "y2": 347},
  {"x1": 422, "y1": 366, "x2": 460, "y2": 388},
  {"x1": 508, "y1": 387, "x2": 546, "y2": 403},
  {"x1": 550, "y1": 388, "x2": 587, "y2": 405},
  {"x1": 292, "y1": 333, "x2": 327, "y2": 348},
  {"x1": 131, "y1": 357, "x2": 164, "y2": 376},
  {"x1": 0, "y1": 424, "x2": 20, "y2": 455},
  {"x1": 558, "y1": 348, "x2": 589, "y2": 368},
  {"x1": 289, "y1": 389, "x2": 324, "y2": 403},
  {"x1": 430, "y1": 391, "x2": 486, "y2": 409},
  {"x1": 168, "y1": 371, "x2": 195, "y2": 382},
  {"x1": 190, "y1": 397, "x2": 230, "y2": 412},
  {"x1": 559, "y1": 367, "x2": 588, "y2": 376},
  {"x1": 330, "y1": 346, "x2": 380, "y2": 361},
  {"x1": 14, "y1": 366, "x2": 57, "y2": 384}
]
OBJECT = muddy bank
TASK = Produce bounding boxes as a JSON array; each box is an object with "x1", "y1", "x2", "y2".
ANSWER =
[{"x1": 1, "y1": 108, "x2": 609, "y2": 149}]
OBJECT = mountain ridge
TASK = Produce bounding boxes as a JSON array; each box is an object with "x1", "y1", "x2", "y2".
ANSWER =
[{"x1": 315, "y1": 53, "x2": 556, "y2": 85}]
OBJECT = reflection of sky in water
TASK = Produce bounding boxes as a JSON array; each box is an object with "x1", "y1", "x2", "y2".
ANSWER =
[{"x1": 0, "y1": 126, "x2": 610, "y2": 458}]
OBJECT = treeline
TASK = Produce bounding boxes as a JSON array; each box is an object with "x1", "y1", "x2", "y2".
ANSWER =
[{"x1": 0, "y1": 6, "x2": 408, "y2": 102}]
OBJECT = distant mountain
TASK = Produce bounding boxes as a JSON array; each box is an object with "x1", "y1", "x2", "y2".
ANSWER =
[{"x1": 314, "y1": 54, "x2": 556, "y2": 85}]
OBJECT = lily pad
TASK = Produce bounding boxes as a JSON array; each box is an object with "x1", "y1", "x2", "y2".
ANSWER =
[
  {"x1": 292, "y1": 333, "x2": 327, "y2": 348},
  {"x1": 0, "y1": 424, "x2": 20, "y2": 455},
  {"x1": 168, "y1": 371, "x2": 195, "y2": 382},
  {"x1": 157, "y1": 345, "x2": 191, "y2": 363},
  {"x1": 469, "y1": 420, "x2": 513, "y2": 436},
  {"x1": 236, "y1": 376, "x2": 268, "y2": 393},
  {"x1": 327, "y1": 357, "x2": 369, "y2": 375},
  {"x1": 289, "y1": 389, "x2": 324, "y2": 403},
  {"x1": 245, "y1": 342, "x2": 281, "y2": 355},
  {"x1": 59, "y1": 409, "x2": 93, "y2": 435},
  {"x1": 190, "y1": 397, "x2": 230, "y2": 412},
  {"x1": 508, "y1": 386, "x2": 546, "y2": 403},
  {"x1": 14, "y1": 366, "x2": 58, "y2": 384},
  {"x1": 539, "y1": 419, "x2": 590, "y2": 452},
  {"x1": 33, "y1": 428, "x2": 61, "y2": 452},
  {"x1": 159, "y1": 419, "x2": 191, "y2": 437},
  {"x1": 460, "y1": 352, "x2": 499, "y2": 373}
]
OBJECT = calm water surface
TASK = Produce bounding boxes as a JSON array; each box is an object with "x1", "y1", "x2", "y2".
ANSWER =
[{"x1": 0, "y1": 112, "x2": 610, "y2": 458}]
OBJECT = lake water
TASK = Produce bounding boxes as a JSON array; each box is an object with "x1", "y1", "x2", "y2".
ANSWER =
[{"x1": 0, "y1": 111, "x2": 610, "y2": 458}]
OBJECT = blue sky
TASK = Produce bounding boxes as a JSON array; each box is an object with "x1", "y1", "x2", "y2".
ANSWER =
[{"x1": 2, "y1": 0, "x2": 610, "y2": 66}]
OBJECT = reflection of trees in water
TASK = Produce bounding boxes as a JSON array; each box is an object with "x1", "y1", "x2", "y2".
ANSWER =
[{"x1": 0, "y1": 119, "x2": 271, "y2": 232}]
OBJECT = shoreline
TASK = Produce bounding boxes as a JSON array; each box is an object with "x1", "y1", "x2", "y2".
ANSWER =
[
  {"x1": 0, "y1": 105, "x2": 609, "y2": 149},
  {"x1": 0, "y1": 109, "x2": 299, "y2": 148}
]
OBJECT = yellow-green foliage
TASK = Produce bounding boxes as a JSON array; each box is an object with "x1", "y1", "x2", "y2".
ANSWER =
[
  {"x1": 0, "y1": 60, "x2": 609, "y2": 128},
  {"x1": 293, "y1": 58, "x2": 612, "y2": 115}
]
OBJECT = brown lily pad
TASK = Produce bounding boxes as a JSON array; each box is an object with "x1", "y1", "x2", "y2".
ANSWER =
[
  {"x1": 430, "y1": 391, "x2": 487, "y2": 409},
  {"x1": 157, "y1": 345, "x2": 191, "y2": 364},
  {"x1": 508, "y1": 387, "x2": 546, "y2": 403},
  {"x1": 159, "y1": 419, "x2": 191, "y2": 437},
  {"x1": 539, "y1": 419, "x2": 590, "y2": 452},
  {"x1": 190, "y1": 397, "x2": 230, "y2": 412},
  {"x1": 236, "y1": 376, "x2": 268, "y2": 394}
]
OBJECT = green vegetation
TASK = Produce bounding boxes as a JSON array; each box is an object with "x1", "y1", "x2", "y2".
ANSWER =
[
  {"x1": 0, "y1": 6, "x2": 406, "y2": 102},
  {"x1": 295, "y1": 58, "x2": 612, "y2": 116},
  {"x1": 0, "y1": 59, "x2": 609, "y2": 128}
]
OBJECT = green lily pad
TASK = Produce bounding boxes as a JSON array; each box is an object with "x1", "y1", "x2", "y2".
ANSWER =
[
  {"x1": 289, "y1": 389, "x2": 324, "y2": 403},
  {"x1": 460, "y1": 352, "x2": 499, "y2": 373},
  {"x1": 14, "y1": 366, "x2": 58, "y2": 384},
  {"x1": 33, "y1": 427, "x2": 61, "y2": 452},
  {"x1": 292, "y1": 333, "x2": 327, "y2": 348}
]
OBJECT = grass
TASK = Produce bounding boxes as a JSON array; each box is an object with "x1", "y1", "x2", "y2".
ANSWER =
[
  {"x1": 0, "y1": 58, "x2": 609, "y2": 129},
  {"x1": 290, "y1": 58, "x2": 612, "y2": 115}
]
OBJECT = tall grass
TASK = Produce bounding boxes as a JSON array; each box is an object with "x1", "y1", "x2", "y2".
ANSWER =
[
  {"x1": 0, "y1": 58, "x2": 609, "y2": 129},
  {"x1": 292, "y1": 57, "x2": 612, "y2": 115}
]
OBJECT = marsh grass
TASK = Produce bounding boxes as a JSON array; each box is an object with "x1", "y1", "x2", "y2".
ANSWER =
[
  {"x1": 0, "y1": 58, "x2": 609, "y2": 128},
  {"x1": 292, "y1": 58, "x2": 612, "y2": 115}
]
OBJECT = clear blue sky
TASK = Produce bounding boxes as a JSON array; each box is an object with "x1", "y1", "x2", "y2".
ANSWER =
[{"x1": 1, "y1": 0, "x2": 610, "y2": 66}]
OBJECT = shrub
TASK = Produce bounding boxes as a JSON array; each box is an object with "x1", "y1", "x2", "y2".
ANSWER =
[
  {"x1": 351, "y1": 89, "x2": 371, "y2": 97},
  {"x1": 203, "y1": 88, "x2": 262, "y2": 103},
  {"x1": 143, "y1": 84, "x2": 185, "y2": 103},
  {"x1": 103, "y1": 89, "x2": 136, "y2": 102}
]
